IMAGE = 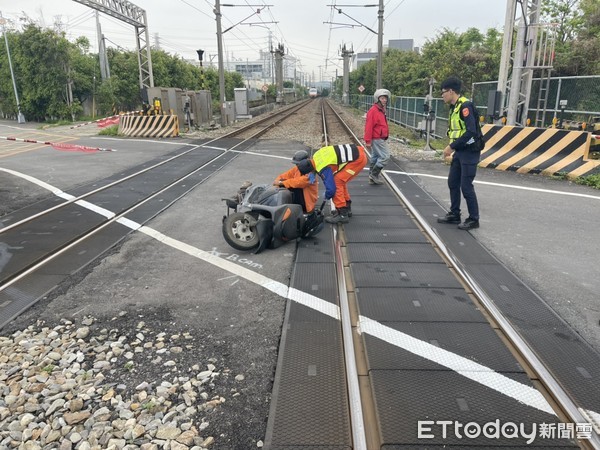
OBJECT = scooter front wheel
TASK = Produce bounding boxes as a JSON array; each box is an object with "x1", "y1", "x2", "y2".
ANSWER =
[{"x1": 222, "y1": 212, "x2": 260, "y2": 251}]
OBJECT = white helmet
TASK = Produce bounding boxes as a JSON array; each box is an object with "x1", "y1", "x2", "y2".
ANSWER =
[{"x1": 374, "y1": 88, "x2": 391, "y2": 102}]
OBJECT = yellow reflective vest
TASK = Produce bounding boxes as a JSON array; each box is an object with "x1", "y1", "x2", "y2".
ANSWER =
[
  {"x1": 447, "y1": 95, "x2": 469, "y2": 142},
  {"x1": 313, "y1": 144, "x2": 361, "y2": 173}
]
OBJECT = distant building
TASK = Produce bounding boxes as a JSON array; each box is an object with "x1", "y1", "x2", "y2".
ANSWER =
[
  {"x1": 352, "y1": 51, "x2": 378, "y2": 70},
  {"x1": 388, "y1": 39, "x2": 414, "y2": 51},
  {"x1": 188, "y1": 50, "x2": 305, "y2": 87},
  {"x1": 351, "y1": 39, "x2": 417, "y2": 70}
]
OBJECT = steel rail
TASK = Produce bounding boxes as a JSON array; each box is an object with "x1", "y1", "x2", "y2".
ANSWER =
[
  {"x1": 0, "y1": 100, "x2": 311, "y2": 235},
  {"x1": 383, "y1": 171, "x2": 600, "y2": 450},
  {"x1": 322, "y1": 98, "x2": 600, "y2": 448},
  {"x1": 0, "y1": 101, "x2": 314, "y2": 293},
  {"x1": 320, "y1": 99, "x2": 368, "y2": 449},
  {"x1": 332, "y1": 227, "x2": 368, "y2": 450}
]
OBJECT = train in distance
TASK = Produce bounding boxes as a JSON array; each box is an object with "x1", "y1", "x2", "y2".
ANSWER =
[{"x1": 309, "y1": 88, "x2": 318, "y2": 98}]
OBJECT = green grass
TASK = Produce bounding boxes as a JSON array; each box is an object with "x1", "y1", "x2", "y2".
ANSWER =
[
  {"x1": 40, "y1": 120, "x2": 72, "y2": 129},
  {"x1": 98, "y1": 125, "x2": 119, "y2": 136},
  {"x1": 575, "y1": 173, "x2": 600, "y2": 189}
]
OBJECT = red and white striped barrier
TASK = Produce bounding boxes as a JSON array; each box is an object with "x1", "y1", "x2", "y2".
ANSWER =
[
  {"x1": 0, "y1": 135, "x2": 115, "y2": 152},
  {"x1": 69, "y1": 115, "x2": 118, "y2": 129},
  {"x1": 69, "y1": 111, "x2": 140, "y2": 129},
  {"x1": 96, "y1": 116, "x2": 120, "y2": 128}
]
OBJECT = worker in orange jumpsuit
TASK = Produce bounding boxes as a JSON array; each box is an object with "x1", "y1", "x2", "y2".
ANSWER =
[
  {"x1": 296, "y1": 144, "x2": 368, "y2": 224},
  {"x1": 273, "y1": 150, "x2": 318, "y2": 213}
]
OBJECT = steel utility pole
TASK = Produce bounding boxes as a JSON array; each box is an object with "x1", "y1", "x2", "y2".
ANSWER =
[
  {"x1": 215, "y1": 3, "x2": 275, "y2": 126},
  {"x1": 73, "y1": 0, "x2": 153, "y2": 89},
  {"x1": 0, "y1": 12, "x2": 25, "y2": 123},
  {"x1": 95, "y1": 11, "x2": 110, "y2": 80},
  {"x1": 376, "y1": 0, "x2": 384, "y2": 89},
  {"x1": 341, "y1": 44, "x2": 353, "y2": 105},
  {"x1": 497, "y1": 0, "x2": 554, "y2": 126},
  {"x1": 215, "y1": 0, "x2": 227, "y2": 127},
  {"x1": 325, "y1": 4, "x2": 381, "y2": 88}
]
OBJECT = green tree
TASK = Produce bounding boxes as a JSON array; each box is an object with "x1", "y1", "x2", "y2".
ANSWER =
[
  {"x1": 5, "y1": 24, "x2": 73, "y2": 121},
  {"x1": 541, "y1": 0, "x2": 584, "y2": 45},
  {"x1": 551, "y1": 0, "x2": 600, "y2": 75}
]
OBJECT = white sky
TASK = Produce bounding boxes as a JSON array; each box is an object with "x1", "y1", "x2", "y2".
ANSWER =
[{"x1": 3, "y1": 0, "x2": 509, "y2": 82}]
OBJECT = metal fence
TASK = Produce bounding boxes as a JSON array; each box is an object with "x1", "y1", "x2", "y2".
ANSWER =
[
  {"x1": 473, "y1": 75, "x2": 600, "y2": 127},
  {"x1": 350, "y1": 94, "x2": 449, "y2": 139},
  {"x1": 350, "y1": 75, "x2": 600, "y2": 138}
]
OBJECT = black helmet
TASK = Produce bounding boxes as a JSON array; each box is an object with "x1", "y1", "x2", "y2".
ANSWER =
[
  {"x1": 292, "y1": 150, "x2": 309, "y2": 165},
  {"x1": 297, "y1": 158, "x2": 314, "y2": 175}
]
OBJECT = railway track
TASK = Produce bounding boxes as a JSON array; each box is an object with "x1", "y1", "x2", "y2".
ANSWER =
[
  {"x1": 0, "y1": 99, "x2": 312, "y2": 328},
  {"x1": 264, "y1": 98, "x2": 600, "y2": 449},
  {"x1": 1, "y1": 100, "x2": 599, "y2": 448}
]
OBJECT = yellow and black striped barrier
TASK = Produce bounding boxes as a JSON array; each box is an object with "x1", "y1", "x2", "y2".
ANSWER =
[
  {"x1": 481, "y1": 125, "x2": 600, "y2": 179},
  {"x1": 119, "y1": 114, "x2": 179, "y2": 138}
]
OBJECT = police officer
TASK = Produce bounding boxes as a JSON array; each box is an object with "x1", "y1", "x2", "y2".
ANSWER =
[
  {"x1": 296, "y1": 144, "x2": 368, "y2": 224},
  {"x1": 437, "y1": 77, "x2": 483, "y2": 230}
]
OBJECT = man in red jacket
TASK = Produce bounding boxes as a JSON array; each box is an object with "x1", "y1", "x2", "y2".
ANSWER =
[
  {"x1": 273, "y1": 150, "x2": 318, "y2": 213},
  {"x1": 364, "y1": 88, "x2": 391, "y2": 185}
]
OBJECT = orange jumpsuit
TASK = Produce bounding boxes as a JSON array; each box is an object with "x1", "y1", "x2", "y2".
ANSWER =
[
  {"x1": 311, "y1": 144, "x2": 368, "y2": 209},
  {"x1": 274, "y1": 166, "x2": 318, "y2": 213}
]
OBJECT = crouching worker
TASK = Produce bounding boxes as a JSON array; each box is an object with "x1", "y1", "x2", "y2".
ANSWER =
[
  {"x1": 273, "y1": 150, "x2": 318, "y2": 213},
  {"x1": 296, "y1": 144, "x2": 368, "y2": 224}
]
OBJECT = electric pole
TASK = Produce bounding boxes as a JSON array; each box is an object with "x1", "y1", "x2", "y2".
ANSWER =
[
  {"x1": 341, "y1": 44, "x2": 353, "y2": 105},
  {"x1": 0, "y1": 12, "x2": 26, "y2": 123},
  {"x1": 377, "y1": 0, "x2": 384, "y2": 89},
  {"x1": 215, "y1": 0, "x2": 227, "y2": 127}
]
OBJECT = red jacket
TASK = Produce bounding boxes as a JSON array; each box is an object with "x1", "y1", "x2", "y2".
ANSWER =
[
  {"x1": 364, "y1": 102, "x2": 389, "y2": 145},
  {"x1": 274, "y1": 166, "x2": 318, "y2": 213}
]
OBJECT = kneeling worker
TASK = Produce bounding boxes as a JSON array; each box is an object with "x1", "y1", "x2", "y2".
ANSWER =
[
  {"x1": 273, "y1": 150, "x2": 318, "y2": 214},
  {"x1": 296, "y1": 144, "x2": 368, "y2": 224}
]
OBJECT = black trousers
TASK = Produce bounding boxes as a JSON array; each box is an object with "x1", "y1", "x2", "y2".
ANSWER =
[{"x1": 448, "y1": 150, "x2": 480, "y2": 220}]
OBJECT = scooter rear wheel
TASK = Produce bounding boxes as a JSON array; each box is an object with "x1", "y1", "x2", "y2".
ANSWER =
[{"x1": 222, "y1": 212, "x2": 260, "y2": 251}]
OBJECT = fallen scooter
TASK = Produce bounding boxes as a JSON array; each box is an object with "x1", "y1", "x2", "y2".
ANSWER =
[{"x1": 222, "y1": 181, "x2": 325, "y2": 253}]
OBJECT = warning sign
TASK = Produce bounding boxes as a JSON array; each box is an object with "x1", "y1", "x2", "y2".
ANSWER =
[{"x1": 358, "y1": 85, "x2": 365, "y2": 92}]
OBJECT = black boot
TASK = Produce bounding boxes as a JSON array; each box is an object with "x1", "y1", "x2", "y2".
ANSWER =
[
  {"x1": 325, "y1": 207, "x2": 349, "y2": 224},
  {"x1": 369, "y1": 166, "x2": 384, "y2": 185},
  {"x1": 346, "y1": 200, "x2": 352, "y2": 217},
  {"x1": 437, "y1": 212, "x2": 461, "y2": 224},
  {"x1": 458, "y1": 217, "x2": 479, "y2": 230}
]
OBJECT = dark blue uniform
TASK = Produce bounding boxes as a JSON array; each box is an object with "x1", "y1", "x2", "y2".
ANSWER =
[{"x1": 448, "y1": 99, "x2": 481, "y2": 220}]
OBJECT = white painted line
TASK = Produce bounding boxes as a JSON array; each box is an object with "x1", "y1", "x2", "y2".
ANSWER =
[
  {"x1": 385, "y1": 169, "x2": 600, "y2": 200},
  {"x1": 116, "y1": 217, "x2": 142, "y2": 230},
  {"x1": 358, "y1": 316, "x2": 555, "y2": 415},
  {"x1": 0, "y1": 167, "x2": 71, "y2": 197},
  {"x1": 75, "y1": 200, "x2": 115, "y2": 219}
]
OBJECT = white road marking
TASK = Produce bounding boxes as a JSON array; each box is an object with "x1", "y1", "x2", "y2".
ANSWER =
[
  {"x1": 358, "y1": 316, "x2": 555, "y2": 415},
  {"x1": 5, "y1": 165, "x2": 599, "y2": 419},
  {"x1": 385, "y1": 169, "x2": 600, "y2": 200}
]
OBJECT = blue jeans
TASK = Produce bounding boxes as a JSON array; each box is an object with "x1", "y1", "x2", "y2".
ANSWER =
[
  {"x1": 448, "y1": 150, "x2": 480, "y2": 220},
  {"x1": 370, "y1": 139, "x2": 390, "y2": 169}
]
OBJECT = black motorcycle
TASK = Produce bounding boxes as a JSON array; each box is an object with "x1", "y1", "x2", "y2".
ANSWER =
[{"x1": 222, "y1": 182, "x2": 324, "y2": 253}]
